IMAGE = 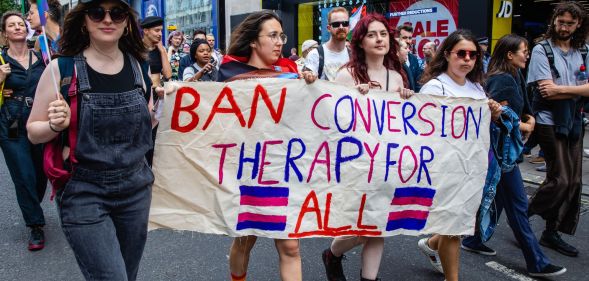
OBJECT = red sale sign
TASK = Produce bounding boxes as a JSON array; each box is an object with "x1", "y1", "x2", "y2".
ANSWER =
[{"x1": 389, "y1": 0, "x2": 459, "y2": 59}]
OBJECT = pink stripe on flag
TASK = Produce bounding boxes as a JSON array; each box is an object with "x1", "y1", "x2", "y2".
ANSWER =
[
  {"x1": 391, "y1": 197, "x2": 433, "y2": 207},
  {"x1": 237, "y1": 212, "x2": 287, "y2": 223},
  {"x1": 240, "y1": 196, "x2": 288, "y2": 206},
  {"x1": 388, "y1": 210, "x2": 429, "y2": 221}
]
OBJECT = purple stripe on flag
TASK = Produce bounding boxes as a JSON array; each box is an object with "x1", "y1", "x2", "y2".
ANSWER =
[
  {"x1": 239, "y1": 185, "x2": 289, "y2": 198},
  {"x1": 237, "y1": 212, "x2": 287, "y2": 224},
  {"x1": 386, "y1": 218, "x2": 427, "y2": 231},
  {"x1": 240, "y1": 196, "x2": 288, "y2": 206},
  {"x1": 236, "y1": 221, "x2": 286, "y2": 231},
  {"x1": 37, "y1": 0, "x2": 49, "y2": 26},
  {"x1": 390, "y1": 197, "x2": 433, "y2": 207},
  {"x1": 387, "y1": 210, "x2": 429, "y2": 221}
]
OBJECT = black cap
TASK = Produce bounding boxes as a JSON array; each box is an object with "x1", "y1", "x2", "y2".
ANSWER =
[
  {"x1": 80, "y1": 0, "x2": 130, "y2": 5},
  {"x1": 140, "y1": 16, "x2": 164, "y2": 29},
  {"x1": 477, "y1": 37, "x2": 489, "y2": 45}
]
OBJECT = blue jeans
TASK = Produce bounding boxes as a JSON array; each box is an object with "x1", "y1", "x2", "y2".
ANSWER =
[
  {"x1": 57, "y1": 163, "x2": 153, "y2": 281},
  {"x1": 0, "y1": 100, "x2": 46, "y2": 226},
  {"x1": 463, "y1": 166, "x2": 550, "y2": 273}
]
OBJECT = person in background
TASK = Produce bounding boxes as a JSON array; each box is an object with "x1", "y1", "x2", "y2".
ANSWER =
[
  {"x1": 27, "y1": 0, "x2": 162, "y2": 279},
  {"x1": 0, "y1": 10, "x2": 47, "y2": 252},
  {"x1": 27, "y1": 0, "x2": 61, "y2": 64},
  {"x1": 304, "y1": 7, "x2": 350, "y2": 81},
  {"x1": 179, "y1": 29, "x2": 206, "y2": 81},
  {"x1": 396, "y1": 24, "x2": 423, "y2": 91},
  {"x1": 397, "y1": 39, "x2": 416, "y2": 90},
  {"x1": 183, "y1": 39, "x2": 217, "y2": 82},
  {"x1": 420, "y1": 41, "x2": 436, "y2": 69},
  {"x1": 182, "y1": 43, "x2": 190, "y2": 56},
  {"x1": 461, "y1": 34, "x2": 566, "y2": 278},
  {"x1": 416, "y1": 29, "x2": 502, "y2": 281},
  {"x1": 478, "y1": 37, "x2": 491, "y2": 73},
  {"x1": 207, "y1": 33, "x2": 223, "y2": 70},
  {"x1": 321, "y1": 14, "x2": 413, "y2": 281},
  {"x1": 167, "y1": 30, "x2": 184, "y2": 81},
  {"x1": 527, "y1": 1, "x2": 589, "y2": 258},
  {"x1": 288, "y1": 47, "x2": 299, "y2": 61},
  {"x1": 295, "y1": 39, "x2": 318, "y2": 75}
]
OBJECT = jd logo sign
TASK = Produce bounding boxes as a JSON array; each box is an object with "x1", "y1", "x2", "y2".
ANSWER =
[{"x1": 497, "y1": 0, "x2": 513, "y2": 18}]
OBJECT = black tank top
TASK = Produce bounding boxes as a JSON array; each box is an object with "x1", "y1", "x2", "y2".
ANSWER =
[{"x1": 86, "y1": 54, "x2": 135, "y2": 93}]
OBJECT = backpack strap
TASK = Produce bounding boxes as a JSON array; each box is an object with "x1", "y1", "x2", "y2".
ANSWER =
[
  {"x1": 317, "y1": 44, "x2": 325, "y2": 79},
  {"x1": 433, "y1": 77, "x2": 446, "y2": 96},
  {"x1": 139, "y1": 60, "x2": 152, "y2": 102},
  {"x1": 580, "y1": 44, "x2": 588, "y2": 65},
  {"x1": 539, "y1": 40, "x2": 560, "y2": 79},
  {"x1": 58, "y1": 56, "x2": 75, "y2": 102},
  {"x1": 67, "y1": 67, "x2": 79, "y2": 165}
]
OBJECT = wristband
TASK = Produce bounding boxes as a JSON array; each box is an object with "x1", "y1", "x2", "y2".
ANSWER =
[{"x1": 49, "y1": 121, "x2": 64, "y2": 133}]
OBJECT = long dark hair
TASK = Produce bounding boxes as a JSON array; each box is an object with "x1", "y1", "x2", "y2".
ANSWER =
[
  {"x1": 487, "y1": 34, "x2": 528, "y2": 78},
  {"x1": 345, "y1": 13, "x2": 407, "y2": 87},
  {"x1": 545, "y1": 1, "x2": 588, "y2": 49},
  {"x1": 227, "y1": 10, "x2": 282, "y2": 58},
  {"x1": 59, "y1": 1, "x2": 146, "y2": 62},
  {"x1": 419, "y1": 29, "x2": 484, "y2": 85}
]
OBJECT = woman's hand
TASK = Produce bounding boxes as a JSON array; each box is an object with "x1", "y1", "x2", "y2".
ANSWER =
[
  {"x1": 399, "y1": 87, "x2": 414, "y2": 99},
  {"x1": 301, "y1": 70, "x2": 317, "y2": 84},
  {"x1": 48, "y1": 96, "x2": 70, "y2": 131},
  {"x1": 488, "y1": 99, "x2": 502, "y2": 122},
  {"x1": 0, "y1": 63, "x2": 11, "y2": 82},
  {"x1": 538, "y1": 80, "x2": 562, "y2": 99},
  {"x1": 356, "y1": 83, "x2": 370, "y2": 95}
]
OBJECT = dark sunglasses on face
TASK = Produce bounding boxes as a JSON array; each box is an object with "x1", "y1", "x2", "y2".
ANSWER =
[
  {"x1": 450, "y1": 50, "x2": 478, "y2": 59},
  {"x1": 85, "y1": 7, "x2": 129, "y2": 23},
  {"x1": 330, "y1": 21, "x2": 349, "y2": 28}
]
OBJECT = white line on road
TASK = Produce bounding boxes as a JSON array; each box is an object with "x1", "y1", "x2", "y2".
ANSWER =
[{"x1": 485, "y1": 261, "x2": 538, "y2": 281}]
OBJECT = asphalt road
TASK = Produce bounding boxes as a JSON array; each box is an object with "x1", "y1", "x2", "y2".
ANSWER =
[{"x1": 1, "y1": 148, "x2": 588, "y2": 281}]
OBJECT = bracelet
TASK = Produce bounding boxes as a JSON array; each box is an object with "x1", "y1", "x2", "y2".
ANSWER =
[{"x1": 48, "y1": 121, "x2": 65, "y2": 133}]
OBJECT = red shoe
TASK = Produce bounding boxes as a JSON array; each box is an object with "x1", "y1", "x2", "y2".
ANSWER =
[{"x1": 28, "y1": 227, "x2": 45, "y2": 251}]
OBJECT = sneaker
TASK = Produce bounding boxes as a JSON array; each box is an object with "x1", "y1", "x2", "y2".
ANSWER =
[
  {"x1": 529, "y1": 264, "x2": 566, "y2": 277},
  {"x1": 28, "y1": 226, "x2": 45, "y2": 251},
  {"x1": 584, "y1": 148, "x2": 589, "y2": 158},
  {"x1": 535, "y1": 164, "x2": 547, "y2": 172},
  {"x1": 461, "y1": 241, "x2": 497, "y2": 256},
  {"x1": 322, "y1": 248, "x2": 347, "y2": 281},
  {"x1": 417, "y1": 238, "x2": 444, "y2": 274},
  {"x1": 529, "y1": 156, "x2": 545, "y2": 164},
  {"x1": 539, "y1": 231, "x2": 579, "y2": 257}
]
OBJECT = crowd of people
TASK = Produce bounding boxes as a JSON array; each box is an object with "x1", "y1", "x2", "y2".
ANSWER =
[{"x1": 0, "y1": 0, "x2": 586, "y2": 280}]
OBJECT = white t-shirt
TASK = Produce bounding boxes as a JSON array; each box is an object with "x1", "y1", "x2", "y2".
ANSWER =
[
  {"x1": 419, "y1": 73, "x2": 486, "y2": 99},
  {"x1": 304, "y1": 43, "x2": 350, "y2": 81},
  {"x1": 183, "y1": 63, "x2": 203, "y2": 81}
]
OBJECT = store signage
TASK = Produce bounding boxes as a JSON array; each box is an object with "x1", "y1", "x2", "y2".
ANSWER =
[{"x1": 496, "y1": 0, "x2": 513, "y2": 18}]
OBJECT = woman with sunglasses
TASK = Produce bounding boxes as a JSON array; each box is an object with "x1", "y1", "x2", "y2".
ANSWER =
[
  {"x1": 320, "y1": 14, "x2": 413, "y2": 281},
  {"x1": 27, "y1": 0, "x2": 160, "y2": 279},
  {"x1": 460, "y1": 34, "x2": 567, "y2": 278},
  {"x1": 0, "y1": 11, "x2": 47, "y2": 252},
  {"x1": 219, "y1": 11, "x2": 310, "y2": 281},
  {"x1": 416, "y1": 29, "x2": 502, "y2": 281}
]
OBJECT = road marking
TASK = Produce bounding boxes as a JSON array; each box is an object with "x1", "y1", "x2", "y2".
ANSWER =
[{"x1": 485, "y1": 261, "x2": 537, "y2": 281}]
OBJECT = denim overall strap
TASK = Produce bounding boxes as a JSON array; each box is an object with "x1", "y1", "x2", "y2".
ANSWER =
[
  {"x1": 73, "y1": 55, "x2": 91, "y2": 92},
  {"x1": 127, "y1": 54, "x2": 144, "y2": 89}
]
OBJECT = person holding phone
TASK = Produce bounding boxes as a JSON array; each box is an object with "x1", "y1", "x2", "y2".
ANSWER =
[
  {"x1": 0, "y1": 11, "x2": 47, "y2": 252},
  {"x1": 183, "y1": 39, "x2": 217, "y2": 82}
]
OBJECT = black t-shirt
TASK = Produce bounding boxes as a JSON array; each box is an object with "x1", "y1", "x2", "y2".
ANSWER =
[
  {"x1": 148, "y1": 48, "x2": 163, "y2": 74},
  {"x1": 86, "y1": 54, "x2": 135, "y2": 93}
]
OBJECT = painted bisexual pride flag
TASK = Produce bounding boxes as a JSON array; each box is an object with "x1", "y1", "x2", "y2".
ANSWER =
[
  {"x1": 386, "y1": 187, "x2": 437, "y2": 231},
  {"x1": 236, "y1": 186, "x2": 289, "y2": 231}
]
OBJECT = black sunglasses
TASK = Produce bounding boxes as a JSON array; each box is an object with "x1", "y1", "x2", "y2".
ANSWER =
[
  {"x1": 330, "y1": 21, "x2": 349, "y2": 28},
  {"x1": 450, "y1": 50, "x2": 478, "y2": 60},
  {"x1": 85, "y1": 7, "x2": 129, "y2": 23}
]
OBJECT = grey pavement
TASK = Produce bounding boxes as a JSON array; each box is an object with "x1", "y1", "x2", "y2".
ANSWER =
[{"x1": 1, "y1": 132, "x2": 589, "y2": 280}]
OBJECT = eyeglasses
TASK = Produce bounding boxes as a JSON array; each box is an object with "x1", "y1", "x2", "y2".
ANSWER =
[
  {"x1": 260, "y1": 32, "x2": 287, "y2": 44},
  {"x1": 85, "y1": 7, "x2": 129, "y2": 23},
  {"x1": 450, "y1": 50, "x2": 478, "y2": 60},
  {"x1": 556, "y1": 20, "x2": 577, "y2": 28},
  {"x1": 329, "y1": 21, "x2": 349, "y2": 28}
]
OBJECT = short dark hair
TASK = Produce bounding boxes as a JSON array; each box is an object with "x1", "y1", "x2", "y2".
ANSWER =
[
  {"x1": 397, "y1": 24, "x2": 413, "y2": 34},
  {"x1": 28, "y1": 0, "x2": 61, "y2": 24},
  {"x1": 193, "y1": 29, "x2": 206, "y2": 39},
  {"x1": 190, "y1": 39, "x2": 211, "y2": 61},
  {"x1": 1, "y1": 11, "x2": 28, "y2": 34}
]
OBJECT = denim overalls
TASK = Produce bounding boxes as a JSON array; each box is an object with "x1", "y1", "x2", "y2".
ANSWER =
[{"x1": 56, "y1": 54, "x2": 154, "y2": 281}]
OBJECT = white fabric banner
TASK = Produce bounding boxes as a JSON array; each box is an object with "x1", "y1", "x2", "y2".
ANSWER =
[{"x1": 149, "y1": 79, "x2": 490, "y2": 239}]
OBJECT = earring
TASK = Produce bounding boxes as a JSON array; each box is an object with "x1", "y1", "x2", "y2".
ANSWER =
[
  {"x1": 123, "y1": 27, "x2": 129, "y2": 36},
  {"x1": 81, "y1": 26, "x2": 87, "y2": 34}
]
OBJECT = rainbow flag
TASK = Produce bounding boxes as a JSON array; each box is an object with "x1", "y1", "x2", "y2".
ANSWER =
[
  {"x1": 236, "y1": 185, "x2": 289, "y2": 231},
  {"x1": 37, "y1": 0, "x2": 49, "y2": 26}
]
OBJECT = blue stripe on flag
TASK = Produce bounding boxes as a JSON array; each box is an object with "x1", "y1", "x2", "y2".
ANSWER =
[
  {"x1": 236, "y1": 221, "x2": 287, "y2": 231},
  {"x1": 393, "y1": 187, "x2": 436, "y2": 199},
  {"x1": 386, "y1": 218, "x2": 427, "y2": 231}
]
